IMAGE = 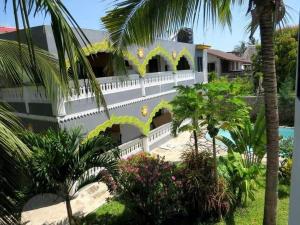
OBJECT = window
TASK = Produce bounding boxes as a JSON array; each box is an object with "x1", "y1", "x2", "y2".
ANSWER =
[
  {"x1": 197, "y1": 57, "x2": 203, "y2": 72},
  {"x1": 208, "y1": 63, "x2": 216, "y2": 72}
]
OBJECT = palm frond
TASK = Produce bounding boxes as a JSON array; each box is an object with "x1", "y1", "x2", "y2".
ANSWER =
[
  {"x1": 3, "y1": 0, "x2": 103, "y2": 105},
  {"x1": 102, "y1": 0, "x2": 235, "y2": 51},
  {"x1": 0, "y1": 40, "x2": 68, "y2": 100}
]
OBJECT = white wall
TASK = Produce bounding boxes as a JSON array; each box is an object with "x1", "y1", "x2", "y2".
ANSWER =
[{"x1": 207, "y1": 54, "x2": 221, "y2": 76}]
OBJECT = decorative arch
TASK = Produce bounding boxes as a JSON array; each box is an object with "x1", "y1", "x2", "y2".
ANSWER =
[
  {"x1": 67, "y1": 40, "x2": 195, "y2": 76},
  {"x1": 86, "y1": 115, "x2": 146, "y2": 141},
  {"x1": 81, "y1": 40, "x2": 140, "y2": 74},
  {"x1": 140, "y1": 46, "x2": 175, "y2": 75},
  {"x1": 144, "y1": 100, "x2": 173, "y2": 133},
  {"x1": 85, "y1": 100, "x2": 173, "y2": 141},
  {"x1": 174, "y1": 48, "x2": 195, "y2": 70}
]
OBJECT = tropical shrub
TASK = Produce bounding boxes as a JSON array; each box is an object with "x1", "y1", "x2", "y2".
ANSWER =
[
  {"x1": 208, "y1": 72, "x2": 218, "y2": 82},
  {"x1": 279, "y1": 137, "x2": 294, "y2": 159},
  {"x1": 21, "y1": 129, "x2": 119, "y2": 225},
  {"x1": 217, "y1": 108, "x2": 266, "y2": 165},
  {"x1": 279, "y1": 159, "x2": 292, "y2": 186},
  {"x1": 278, "y1": 79, "x2": 295, "y2": 126},
  {"x1": 219, "y1": 151, "x2": 262, "y2": 206},
  {"x1": 175, "y1": 150, "x2": 232, "y2": 221},
  {"x1": 116, "y1": 153, "x2": 183, "y2": 224},
  {"x1": 232, "y1": 77, "x2": 254, "y2": 96}
]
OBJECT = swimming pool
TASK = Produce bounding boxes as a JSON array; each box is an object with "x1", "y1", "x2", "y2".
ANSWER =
[{"x1": 205, "y1": 127, "x2": 294, "y2": 146}]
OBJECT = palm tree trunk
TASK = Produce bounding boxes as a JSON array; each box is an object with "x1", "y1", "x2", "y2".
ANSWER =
[
  {"x1": 193, "y1": 129, "x2": 199, "y2": 154},
  {"x1": 212, "y1": 136, "x2": 218, "y2": 184},
  {"x1": 259, "y1": 6, "x2": 280, "y2": 225},
  {"x1": 65, "y1": 195, "x2": 74, "y2": 225}
]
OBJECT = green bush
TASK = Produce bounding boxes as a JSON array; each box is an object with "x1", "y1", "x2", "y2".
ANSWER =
[
  {"x1": 279, "y1": 137, "x2": 294, "y2": 159},
  {"x1": 232, "y1": 76, "x2": 254, "y2": 96},
  {"x1": 116, "y1": 153, "x2": 183, "y2": 224},
  {"x1": 175, "y1": 151, "x2": 232, "y2": 221},
  {"x1": 279, "y1": 137, "x2": 294, "y2": 185},
  {"x1": 279, "y1": 159, "x2": 292, "y2": 186},
  {"x1": 219, "y1": 151, "x2": 262, "y2": 207},
  {"x1": 208, "y1": 72, "x2": 218, "y2": 82}
]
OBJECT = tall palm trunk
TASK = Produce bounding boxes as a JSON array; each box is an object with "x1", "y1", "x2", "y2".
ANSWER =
[
  {"x1": 212, "y1": 136, "x2": 218, "y2": 184},
  {"x1": 193, "y1": 130, "x2": 199, "y2": 154},
  {"x1": 259, "y1": 6, "x2": 280, "y2": 225},
  {"x1": 192, "y1": 118, "x2": 199, "y2": 154},
  {"x1": 65, "y1": 195, "x2": 75, "y2": 225}
]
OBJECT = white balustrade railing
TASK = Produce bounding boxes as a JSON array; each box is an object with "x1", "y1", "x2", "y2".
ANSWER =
[
  {"x1": 144, "y1": 72, "x2": 174, "y2": 87},
  {"x1": 176, "y1": 70, "x2": 195, "y2": 81},
  {"x1": 0, "y1": 71, "x2": 199, "y2": 105},
  {"x1": 148, "y1": 123, "x2": 172, "y2": 145},
  {"x1": 113, "y1": 122, "x2": 173, "y2": 158},
  {"x1": 119, "y1": 137, "x2": 143, "y2": 158}
]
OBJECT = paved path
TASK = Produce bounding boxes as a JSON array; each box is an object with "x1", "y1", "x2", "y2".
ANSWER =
[
  {"x1": 22, "y1": 182, "x2": 111, "y2": 225},
  {"x1": 152, "y1": 131, "x2": 227, "y2": 162}
]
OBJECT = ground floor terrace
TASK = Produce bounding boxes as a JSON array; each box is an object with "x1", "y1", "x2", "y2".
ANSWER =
[{"x1": 21, "y1": 129, "x2": 227, "y2": 225}]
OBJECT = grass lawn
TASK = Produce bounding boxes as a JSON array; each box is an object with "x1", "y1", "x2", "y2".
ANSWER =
[
  {"x1": 82, "y1": 185, "x2": 289, "y2": 225},
  {"x1": 216, "y1": 185, "x2": 289, "y2": 225}
]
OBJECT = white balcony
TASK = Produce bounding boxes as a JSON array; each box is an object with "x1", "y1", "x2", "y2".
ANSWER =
[
  {"x1": 118, "y1": 122, "x2": 172, "y2": 158},
  {"x1": 0, "y1": 70, "x2": 203, "y2": 117}
]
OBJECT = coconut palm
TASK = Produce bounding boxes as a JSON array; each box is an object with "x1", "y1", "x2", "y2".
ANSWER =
[
  {"x1": 171, "y1": 85, "x2": 205, "y2": 154},
  {"x1": 1, "y1": 1, "x2": 108, "y2": 223},
  {"x1": 200, "y1": 79, "x2": 249, "y2": 182},
  {"x1": 21, "y1": 128, "x2": 119, "y2": 225},
  {"x1": 102, "y1": 1, "x2": 286, "y2": 223}
]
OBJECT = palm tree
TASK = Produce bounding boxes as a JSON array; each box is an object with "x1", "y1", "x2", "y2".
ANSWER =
[
  {"x1": 1, "y1": 1, "x2": 106, "y2": 223},
  {"x1": 102, "y1": 1, "x2": 285, "y2": 223},
  {"x1": 234, "y1": 41, "x2": 247, "y2": 56},
  {"x1": 21, "y1": 129, "x2": 119, "y2": 225},
  {"x1": 171, "y1": 85, "x2": 205, "y2": 154},
  {"x1": 200, "y1": 79, "x2": 249, "y2": 182},
  {"x1": 0, "y1": 104, "x2": 30, "y2": 225}
]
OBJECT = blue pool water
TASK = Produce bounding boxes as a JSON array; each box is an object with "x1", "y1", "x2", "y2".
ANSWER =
[{"x1": 205, "y1": 127, "x2": 294, "y2": 146}]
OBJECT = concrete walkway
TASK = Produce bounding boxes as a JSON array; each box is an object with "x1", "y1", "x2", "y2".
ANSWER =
[
  {"x1": 152, "y1": 131, "x2": 227, "y2": 162},
  {"x1": 21, "y1": 182, "x2": 111, "y2": 225},
  {"x1": 21, "y1": 131, "x2": 226, "y2": 225}
]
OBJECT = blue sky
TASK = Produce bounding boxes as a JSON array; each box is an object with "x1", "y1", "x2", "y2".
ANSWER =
[{"x1": 1, "y1": 0, "x2": 299, "y2": 51}]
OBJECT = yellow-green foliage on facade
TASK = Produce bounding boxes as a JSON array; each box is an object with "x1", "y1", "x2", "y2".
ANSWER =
[
  {"x1": 85, "y1": 100, "x2": 172, "y2": 141},
  {"x1": 79, "y1": 40, "x2": 194, "y2": 76}
]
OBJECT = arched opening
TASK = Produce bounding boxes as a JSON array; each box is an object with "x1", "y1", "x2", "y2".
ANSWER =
[
  {"x1": 176, "y1": 56, "x2": 191, "y2": 70},
  {"x1": 150, "y1": 108, "x2": 172, "y2": 130},
  {"x1": 74, "y1": 52, "x2": 139, "y2": 79},
  {"x1": 87, "y1": 52, "x2": 114, "y2": 78},
  {"x1": 146, "y1": 55, "x2": 171, "y2": 73},
  {"x1": 100, "y1": 124, "x2": 143, "y2": 145}
]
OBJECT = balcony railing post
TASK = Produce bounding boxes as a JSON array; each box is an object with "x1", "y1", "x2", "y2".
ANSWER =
[
  {"x1": 22, "y1": 86, "x2": 30, "y2": 113},
  {"x1": 174, "y1": 72, "x2": 178, "y2": 86},
  {"x1": 52, "y1": 91, "x2": 66, "y2": 117},
  {"x1": 140, "y1": 76, "x2": 146, "y2": 97},
  {"x1": 142, "y1": 136, "x2": 150, "y2": 152}
]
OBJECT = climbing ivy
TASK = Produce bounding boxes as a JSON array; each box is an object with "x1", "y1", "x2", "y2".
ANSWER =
[{"x1": 85, "y1": 100, "x2": 172, "y2": 141}]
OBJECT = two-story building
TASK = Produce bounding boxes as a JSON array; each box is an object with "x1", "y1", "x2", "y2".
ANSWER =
[{"x1": 0, "y1": 25, "x2": 208, "y2": 158}]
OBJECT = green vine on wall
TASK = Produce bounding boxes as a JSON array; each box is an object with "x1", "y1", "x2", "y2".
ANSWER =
[
  {"x1": 77, "y1": 40, "x2": 195, "y2": 76},
  {"x1": 85, "y1": 100, "x2": 172, "y2": 141}
]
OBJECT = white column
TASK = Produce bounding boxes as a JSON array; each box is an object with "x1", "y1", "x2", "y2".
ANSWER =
[
  {"x1": 289, "y1": 26, "x2": 300, "y2": 223},
  {"x1": 174, "y1": 72, "x2": 178, "y2": 86},
  {"x1": 52, "y1": 91, "x2": 66, "y2": 117},
  {"x1": 203, "y1": 49, "x2": 208, "y2": 83},
  {"x1": 22, "y1": 86, "x2": 30, "y2": 113},
  {"x1": 140, "y1": 76, "x2": 146, "y2": 97},
  {"x1": 142, "y1": 136, "x2": 150, "y2": 152}
]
